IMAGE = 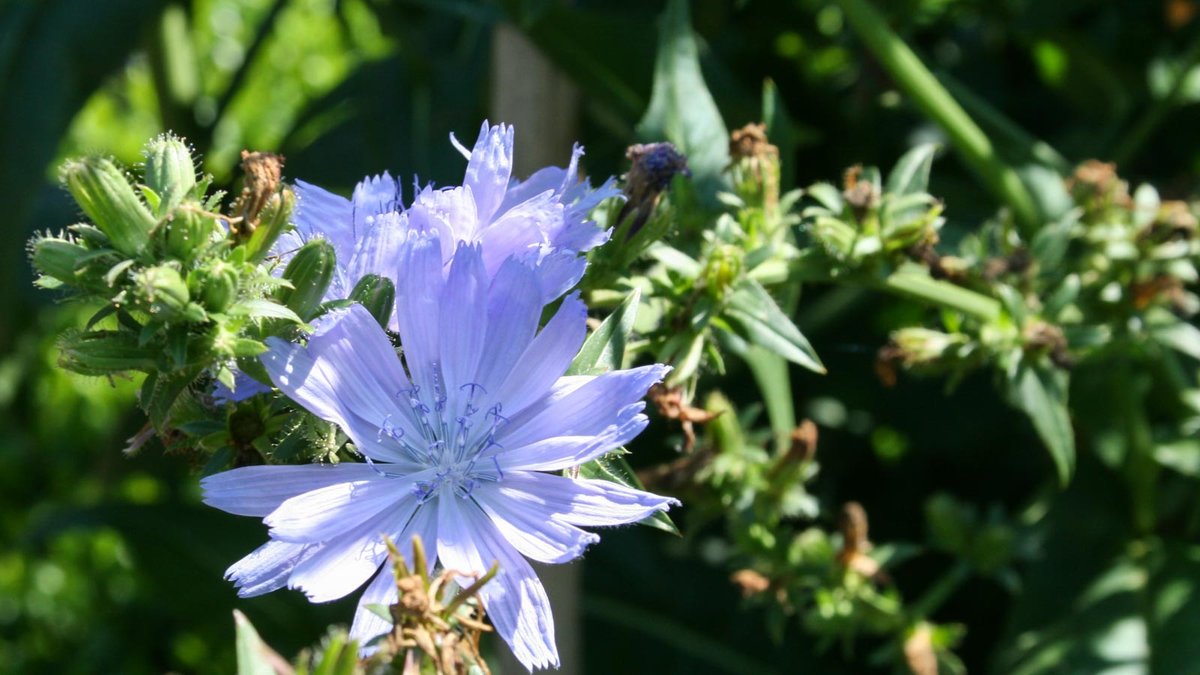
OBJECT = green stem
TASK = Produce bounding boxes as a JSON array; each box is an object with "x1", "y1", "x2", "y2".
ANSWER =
[
  {"x1": 1112, "y1": 32, "x2": 1200, "y2": 165},
  {"x1": 877, "y1": 269, "x2": 1002, "y2": 323},
  {"x1": 836, "y1": 0, "x2": 1041, "y2": 236},
  {"x1": 910, "y1": 560, "x2": 970, "y2": 619}
]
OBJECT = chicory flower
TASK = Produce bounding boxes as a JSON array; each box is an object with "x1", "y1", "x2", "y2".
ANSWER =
[{"x1": 202, "y1": 232, "x2": 674, "y2": 670}]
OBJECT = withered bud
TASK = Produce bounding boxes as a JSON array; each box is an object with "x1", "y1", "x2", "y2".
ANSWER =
[
  {"x1": 838, "y1": 502, "x2": 881, "y2": 578},
  {"x1": 618, "y1": 142, "x2": 690, "y2": 236},
  {"x1": 1154, "y1": 200, "x2": 1198, "y2": 240},
  {"x1": 729, "y1": 123, "x2": 779, "y2": 165},
  {"x1": 903, "y1": 623, "x2": 939, "y2": 675},
  {"x1": 1022, "y1": 320, "x2": 1073, "y2": 369},
  {"x1": 1067, "y1": 159, "x2": 1131, "y2": 214},
  {"x1": 232, "y1": 150, "x2": 285, "y2": 233},
  {"x1": 730, "y1": 569, "x2": 771, "y2": 598},
  {"x1": 786, "y1": 420, "x2": 819, "y2": 464},
  {"x1": 842, "y1": 165, "x2": 879, "y2": 220}
]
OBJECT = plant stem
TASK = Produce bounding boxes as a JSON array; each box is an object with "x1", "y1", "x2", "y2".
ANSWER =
[
  {"x1": 877, "y1": 268, "x2": 1002, "y2": 322},
  {"x1": 910, "y1": 560, "x2": 970, "y2": 619},
  {"x1": 836, "y1": 0, "x2": 1041, "y2": 236}
]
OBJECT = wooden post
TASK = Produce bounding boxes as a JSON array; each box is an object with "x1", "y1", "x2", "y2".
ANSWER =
[{"x1": 490, "y1": 22, "x2": 584, "y2": 675}]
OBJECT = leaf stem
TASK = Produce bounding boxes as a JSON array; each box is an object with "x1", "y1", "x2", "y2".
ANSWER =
[{"x1": 836, "y1": 0, "x2": 1041, "y2": 236}]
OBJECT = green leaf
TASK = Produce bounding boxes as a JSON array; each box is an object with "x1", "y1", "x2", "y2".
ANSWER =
[
  {"x1": 1008, "y1": 361, "x2": 1075, "y2": 485},
  {"x1": 233, "y1": 610, "x2": 282, "y2": 675},
  {"x1": 724, "y1": 279, "x2": 825, "y2": 374},
  {"x1": 740, "y1": 346, "x2": 795, "y2": 453},
  {"x1": 578, "y1": 450, "x2": 680, "y2": 536},
  {"x1": 141, "y1": 365, "x2": 203, "y2": 430},
  {"x1": 569, "y1": 288, "x2": 640, "y2": 376},
  {"x1": 637, "y1": 0, "x2": 730, "y2": 206},
  {"x1": 1151, "y1": 321, "x2": 1200, "y2": 361},
  {"x1": 886, "y1": 143, "x2": 938, "y2": 196},
  {"x1": 230, "y1": 298, "x2": 304, "y2": 323}
]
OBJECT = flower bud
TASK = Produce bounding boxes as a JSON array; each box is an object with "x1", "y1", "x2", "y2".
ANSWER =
[
  {"x1": 189, "y1": 262, "x2": 239, "y2": 313},
  {"x1": 728, "y1": 123, "x2": 780, "y2": 215},
  {"x1": 349, "y1": 274, "x2": 395, "y2": 329},
  {"x1": 162, "y1": 209, "x2": 221, "y2": 263},
  {"x1": 142, "y1": 133, "x2": 196, "y2": 216},
  {"x1": 30, "y1": 234, "x2": 90, "y2": 287},
  {"x1": 61, "y1": 157, "x2": 156, "y2": 255},
  {"x1": 618, "y1": 142, "x2": 690, "y2": 236},
  {"x1": 57, "y1": 329, "x2": 159, "y2": 375},
  {"x1": 702, "y1": 243, "x2": 743, "y2": 299},
  {"x1": 276, "y1": 239, "x2": 335, "y2": 320},
  {"x1": 135, "y1": 264, "x2": 191, "y2": 316}
]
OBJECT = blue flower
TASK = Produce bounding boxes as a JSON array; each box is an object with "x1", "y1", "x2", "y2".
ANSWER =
[
  {"x1": 277, "y1": 121, "x2": 620, "y2": 309},
  {"x1": 202, "y1": 233, "x2": 674, "y2": 670}
]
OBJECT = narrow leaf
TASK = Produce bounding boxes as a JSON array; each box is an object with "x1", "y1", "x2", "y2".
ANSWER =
[
  {"x1": 637, "y1": 0, "x2": 730, "y2": 205},
  {"x1": 1009, "y1": 361, "x2": 1075, "y2": 485},
  {"x1": 724, "y1": 279, "x2": 825, "y2": 374},
  {"x1": 886, "y1": 143, "x2": 938, "y2": 196},
  {"x1": 569, "y1": 288, "x2": 641, "y2": 376}
]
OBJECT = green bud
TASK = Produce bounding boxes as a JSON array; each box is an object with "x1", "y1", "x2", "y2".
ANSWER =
[
  {"x1": 30, "y1": 235, "x2": 89, "y2": 285},
  {"x1": 136, "y1": 265, "x2": 191, "y2": 315},
  {"x1": 349, "y1": 274, "x2": 395, "y2": 328},
  {"x1": 142, "y1": 133, "x2": 197, "y2": 216},
  {"x1": 162, "y1": 209, "x2": 221, "y2": 263},
  {"x1": 702, "y1": 244, "x2": 744, "y2": 299},
  {"x1": 58, "y1": 329, "x2": 159, "y2": 375},
  {"x1": 243, "y1": 185, "x2": 295, "y2": 262},
  {"x1": 189, "y1": 262, "x2": 239, "y2": 313},
  {"x1": 61, "y1": 156, "x2": 156, "y2": 255},
  {"x1": 276, "y1": 239, "x2": 336, "y2": 321}
]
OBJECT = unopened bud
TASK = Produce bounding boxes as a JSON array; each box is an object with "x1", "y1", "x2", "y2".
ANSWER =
[
  {"x1": 276, "y1": 239, "x2": 335, "y2": 320},
  {"x1": 136, "y1": 264, "x2": 191, "y2": 315},
  {"x1": 702, "y1": 244, "x2": 744, "y2": 299},
  {"x1": 162, "y1": 209, "x2": 221, "y2": 263},
  {"x1": 350, "y1": 274, "x2": 395, "y2": 329},
  {"x1": 189, "y1": 262, "x2": 239, "y2": 313},
  {"x1": 142, "y1": 133, "x2": 197, "y2": 216},
  {"x1": 62, "y1": 157, "x2": 157, "y2": 255},
  {"x1": 30, "y1": 235, "x2": 89, "y2": 286},
  {"x1": 58, "y1": 329, "x2": 159, "y2": 375}
]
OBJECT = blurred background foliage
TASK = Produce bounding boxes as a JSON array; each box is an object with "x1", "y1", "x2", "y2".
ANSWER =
[{"x1": 6, "y1": 0, "x2": 1200, "y2": 672}]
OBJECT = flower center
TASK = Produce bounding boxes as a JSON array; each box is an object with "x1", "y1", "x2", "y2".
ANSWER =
[{"x1": 374, "y1": 369, "x2": 508, "y2": 503}]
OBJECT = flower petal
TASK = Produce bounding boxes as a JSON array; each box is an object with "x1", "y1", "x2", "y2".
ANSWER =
[
  {"x1": 436, "y1": 497, "x2": 559, "y2": 670},
  {"x1": 474, "y1": 257, "x2": 543, "y2": 396},
  {"x1": 486, "y1": 471, "x2": 678, "y2": 527},
  {"x1": 464, "y1": 122, "x2": 514, "y2": 225},
  {"x1": 226, "y1": 539, "x2": 316, "y2": 597},
  {"x1": 349, "y1": 502, "x2": 439, "y2": 647},
  {"x1": 201, "y1": 463, "x2": 384, "y2": 517},
  {"x1": 493, "y1": 293, "x2": 587, "y2": 419},
  {"x1": 393, "y1": 231, "x2": 446, "y2": 400},
  {"x1": 473, "y1": 481, "x2": 598, "y2": 563},
  {"x1": 265, "y1": 473, "x2": 423, "y2": 543},
  {"x1": 439, "y1": 242, "x2": 489, "y2": 401},
  {"x1": 287, "y1": 498, "x2": 415, "y2": 603},
  {"x1": 261, "y1": 306, "x2": 420, "y2": 465},
  {"x1": 499, "y1": 364, "x2": 669, "y2": 450}
]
